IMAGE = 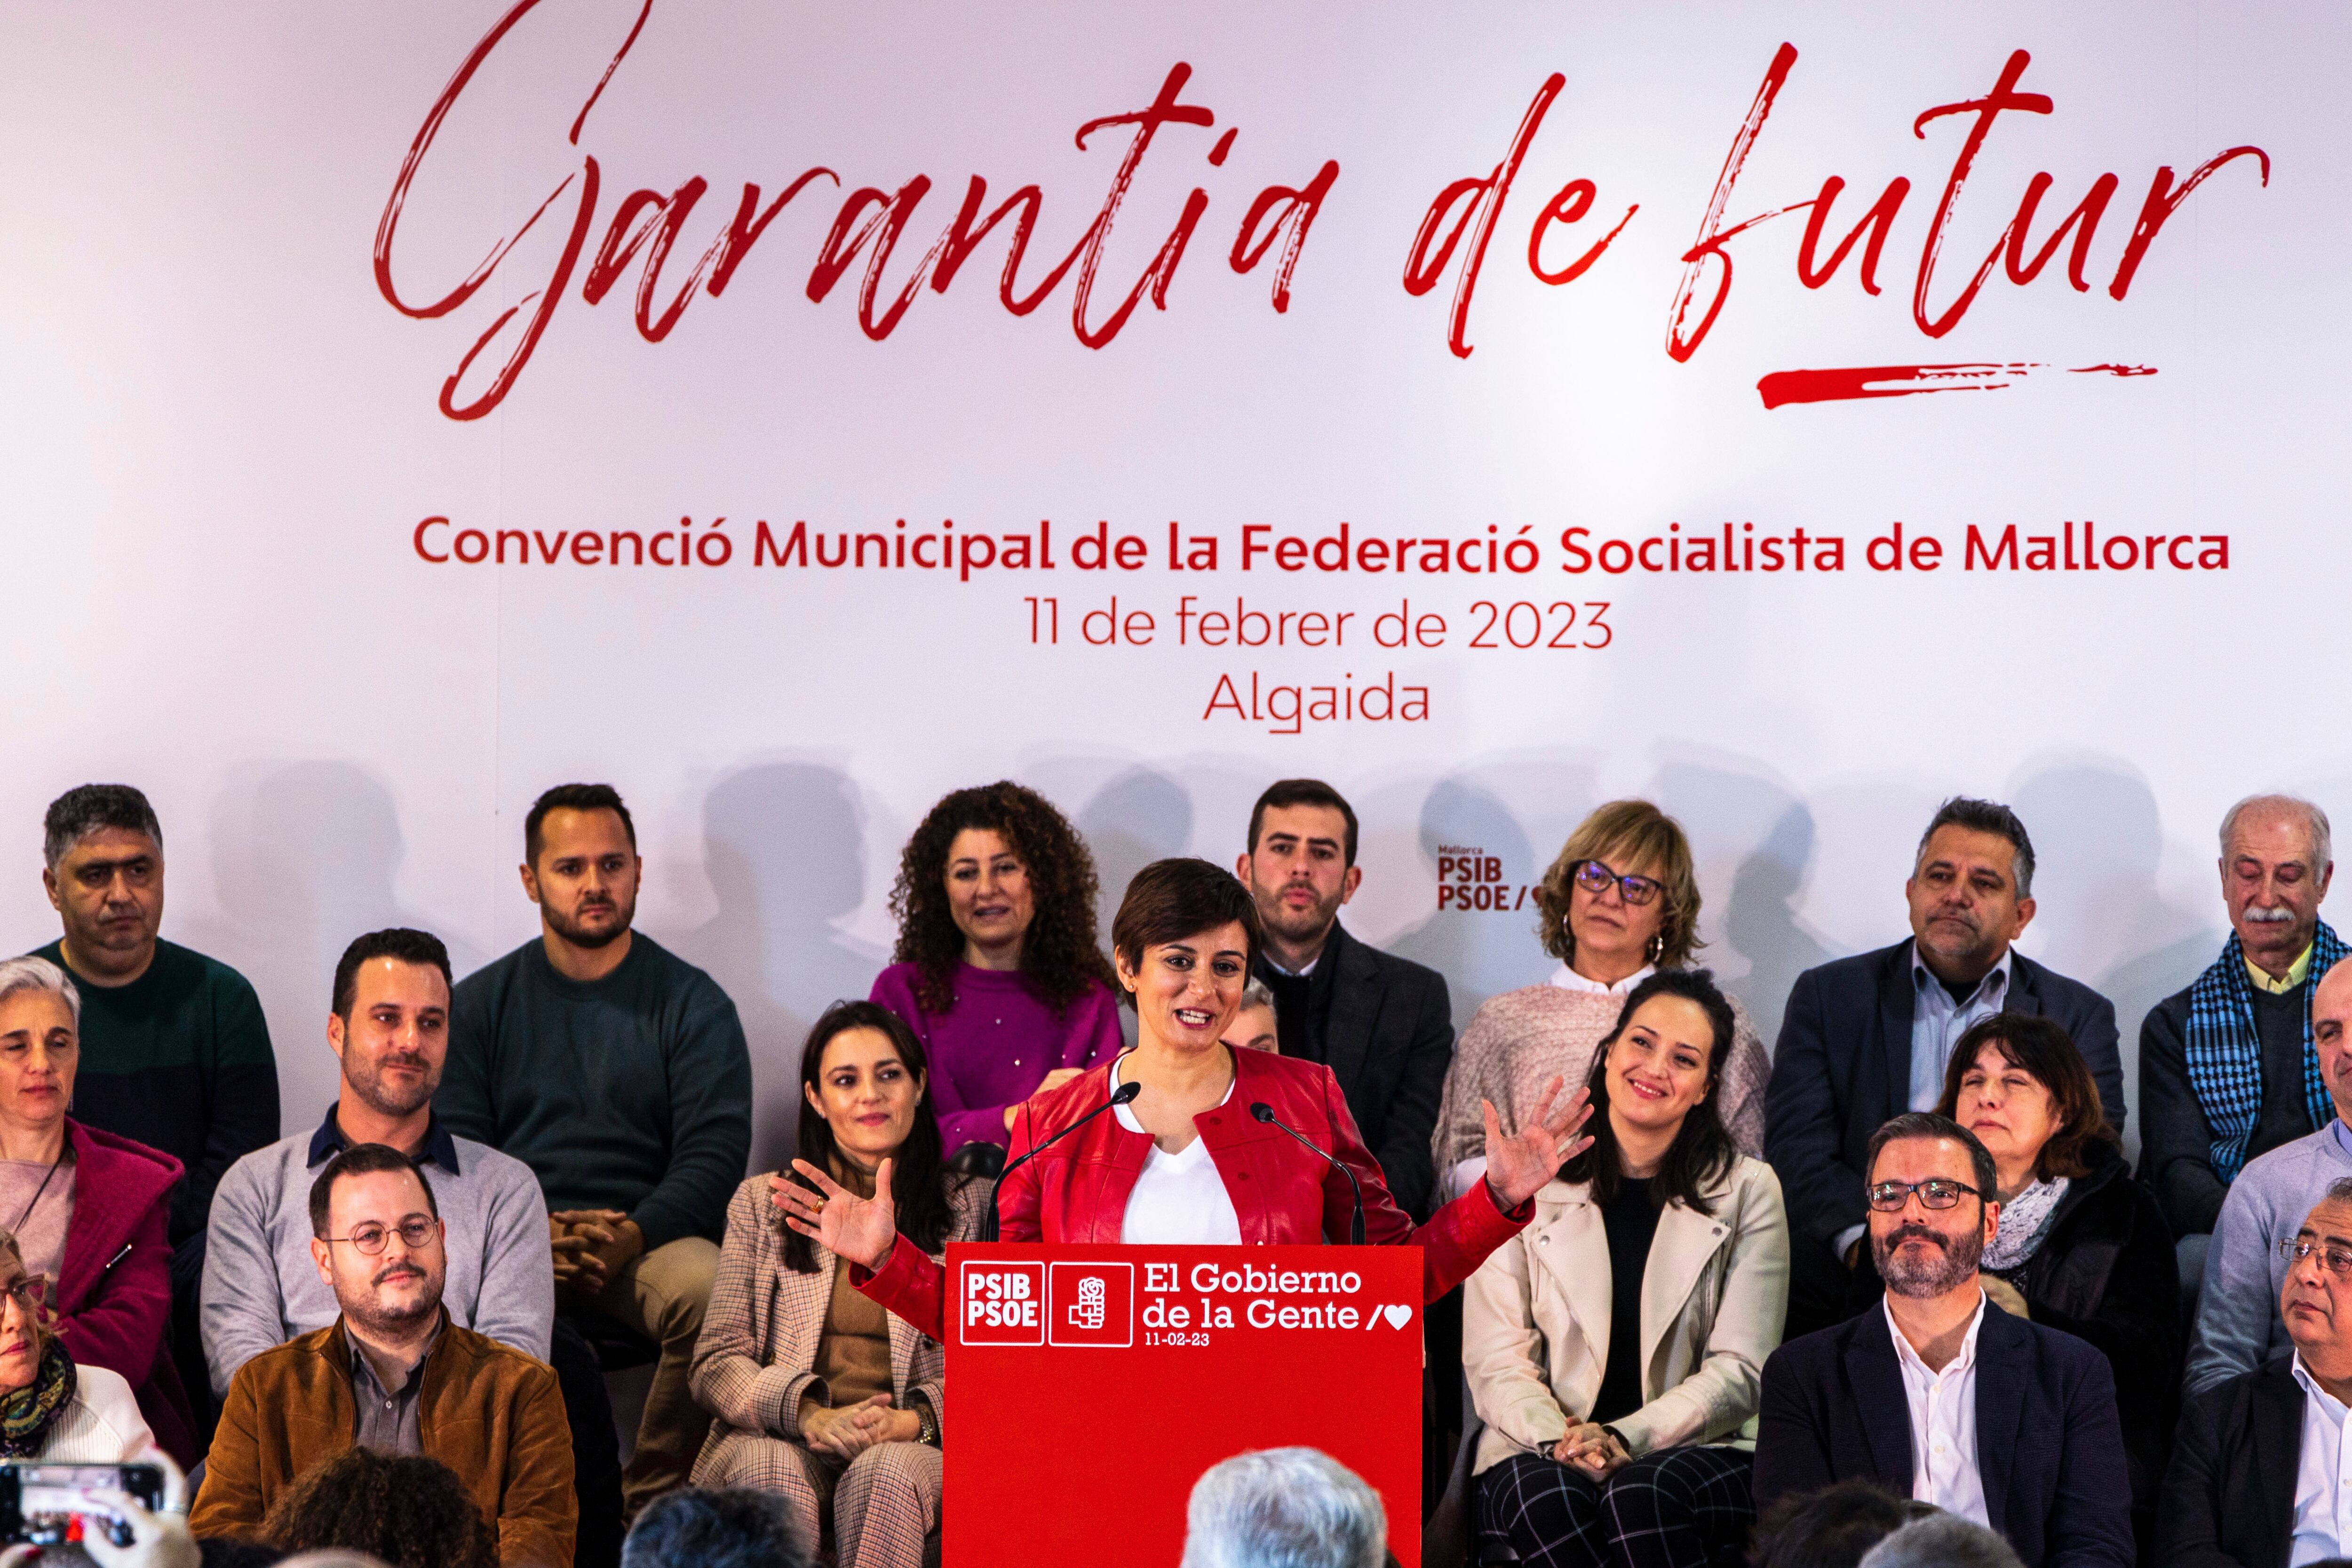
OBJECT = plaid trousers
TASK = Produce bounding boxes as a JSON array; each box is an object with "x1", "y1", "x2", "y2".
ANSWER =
[{"x1": 1477, "y1": 1445, "x2": 1755, "y2": 1568}]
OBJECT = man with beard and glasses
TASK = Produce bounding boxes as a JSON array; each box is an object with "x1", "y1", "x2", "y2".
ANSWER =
[
  {"x1": 2188, "y1": 958, "x2": 2352, "y2": 1396},
  {"x1": 1235, "y1": 779, "x2": 1453, "y2": 1220},
  {"x1": 2143, "y1": 795, "x2": 2340, "y2": 1311},
  {"x1": 193, "y1": 1143, "x2": 575, "y2": 1567},
  {"x1": 1764, "y1": 796, "x2": 2122, "y2": 1339},
  {"x1": 439, "y1": 782, "x2": 752, "y2": 1523},
  {"x1": 1755, "y1": 1113, "x2": 2134, "y2": 1568}
]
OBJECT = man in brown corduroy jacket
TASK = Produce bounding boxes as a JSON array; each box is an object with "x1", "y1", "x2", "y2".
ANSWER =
[{"x1": 192, "y1": 1143, "x2": 574, "y2": 1567}]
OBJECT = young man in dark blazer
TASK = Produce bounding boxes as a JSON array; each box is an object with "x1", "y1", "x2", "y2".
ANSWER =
[
  {"x1": 2161, "y1": 1178, "x2": 2352, "y2": 1566},
  {"x1": 1756, "y1": 1113, "x2": 2134, "y2": 1568},
  {"x1": 1236, "y1": 779, "x2": 1454, "y2": 1221},
  {"x1": 1764, "y1": 797, "x2": 2123, "y2": 1336}
]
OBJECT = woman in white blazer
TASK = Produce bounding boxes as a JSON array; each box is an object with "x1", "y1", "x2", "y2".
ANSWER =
[{"x1": 1464, "y1": 969, "x2": 1788, "y2": 1568}]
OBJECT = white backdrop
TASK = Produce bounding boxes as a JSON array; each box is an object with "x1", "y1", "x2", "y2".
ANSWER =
[{"x1": 4, "y1": 1, "x2": 2346, "y2": 1172}]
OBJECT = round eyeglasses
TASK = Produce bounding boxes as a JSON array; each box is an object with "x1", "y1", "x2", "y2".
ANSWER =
[{"x1": 325, "y1": 1218, "x2": 439, "y2": 1256}]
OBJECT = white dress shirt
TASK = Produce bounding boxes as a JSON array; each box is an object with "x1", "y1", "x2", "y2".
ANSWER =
[
  {"x1": 2292, "y1": 1352, "x2": 2352, "y2": 1564},
  {"x1": 1111, "y1": 1055, "x2": 1244, "y2": 1245},
  {"x1": 1548, "y1": 961, "x2": 1655, "y2": 996},
  {"x1": 1886, "y1": 1291, "x2": 1990, "y2": 1527}
]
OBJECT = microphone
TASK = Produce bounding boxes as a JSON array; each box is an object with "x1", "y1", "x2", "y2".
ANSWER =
[
  {"x1": 1250, "y1": 1102, "x2": 1366, "y2": 1246},
  {"x1": 981, "y1": 1075, "x2": 1144, "y2": 1242}
]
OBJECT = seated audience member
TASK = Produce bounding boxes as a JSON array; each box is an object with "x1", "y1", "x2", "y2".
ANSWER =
[
  {"x1": 201, "y1": 931, "x2": 595, "y2": 1562},
  {"x1": 1464, "y1": 969, "x2": 1787, "y2": 1568},
  {"x1": 192, "y1": 1145, "x2": 574, "y2": 1568},
  {"x1": 260, "y1": 1449, "x2": 497, "y2": 1568},
  {"x1": 1223, "y1": 979, "x2": 1280, "y2": 1053},
  {"x1": 1935, "y1": 1015, "x2": 2178, "y2": 1545},
  {"x1": 1239, "y1": 779, "x2": 1454, "y2": 1219},
  {"x1": 2161, "y1": 1181, "x2": 2352, "y2": 1565},
  {"x1": 869, "y1": 781, "x2": 1123, "y2": 1160},
  {"x1": 0, "y1": 955, "x2": 197, "y2": 1464},
  {"x1": 1764, "y1": 797, "x2": 2125, "y2": 1338},
  {"x1": 622, "y1": 1488, "x2": 806, "y2": 1568},
  {"x1": 2143, "y1": 794, "x2": 2339, "y2": 1296},
  {"x1": 438, "y1": 782, "x2": 751, "y2": 1518},
  {"x1": 1746, "y1": 1481, "x2": 1931, "y2": 1568},
  {"x1": 0, "y1": 1225, "x2": 165, "y2": 1463},
  {"x1": 205, "y1": 929, "x2": 552, "y2": 1386},
  {"x1": 1856, "y1": 1515, "x2": 2026, "y2": 1568},
  {"x1": 32, "y1": 784, "x2": 280, "y2": 1438},
  {"x1": 1180, "y1": 1447, "x2": 1386, "y2": 1568},
  {"x1": 1754, "y1": 1113, "x2": 2134, "y2": 1568},
  {"x1": 689, "y1": 1002, "x2": 988, "y2": 1568},
  {"x1": 1436, "y1": 801, "x2": 1772, "y2": 1208},
  {"x1": 2189, "y1": 955, "x2": 2352, "y2": 1393}
]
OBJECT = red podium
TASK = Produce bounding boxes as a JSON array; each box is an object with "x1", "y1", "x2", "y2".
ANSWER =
[{"x1": 945, "y1": 1242, "x2": 1424, "y2": 1567}]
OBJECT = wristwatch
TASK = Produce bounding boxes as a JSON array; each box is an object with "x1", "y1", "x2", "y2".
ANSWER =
[{"x1": 914, "y1": 1401, "x2": 940, "y2": 1447}]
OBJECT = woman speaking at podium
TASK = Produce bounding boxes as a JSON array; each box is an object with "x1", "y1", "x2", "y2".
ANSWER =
[{"x1": 780, "y1": 857, "x2": 1593, "y2": 1342}]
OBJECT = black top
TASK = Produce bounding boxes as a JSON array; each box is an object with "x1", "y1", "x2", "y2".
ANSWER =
[
  {"x1": 1258, "y1": 960, "x2": 1327, "y2": 1062},
  {"x1": 2250, "y1": 981, "x2": 2315, "y2": 1154},
  {"x1": 1593, "y1": 1177, "x2": 1657, "y2": 1425}
]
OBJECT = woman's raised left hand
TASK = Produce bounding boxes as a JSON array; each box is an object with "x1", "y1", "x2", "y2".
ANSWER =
[{"x1": 1481, "y1": 1076, "x2": 1594, "y2": 1209}]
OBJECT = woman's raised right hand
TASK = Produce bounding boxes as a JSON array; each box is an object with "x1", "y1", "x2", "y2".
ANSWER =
[{"x1": 773, "y1": 1159, "x2": 899, "y2": 1272}]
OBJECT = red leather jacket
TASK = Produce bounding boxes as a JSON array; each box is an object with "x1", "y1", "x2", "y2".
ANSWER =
[{"x1": 856, "y1": 1046, "x2": 1530, "y2": 1342}]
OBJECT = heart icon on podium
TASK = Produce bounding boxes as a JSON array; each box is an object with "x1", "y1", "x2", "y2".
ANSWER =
[{"x1": 1382, "y1": 1304, "x2": 1414, "y2": 1329}]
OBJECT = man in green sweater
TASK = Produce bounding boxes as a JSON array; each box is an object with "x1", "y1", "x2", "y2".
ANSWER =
[
  {"x1": 438, "y1": 782, "x2": 752, "y2": 1518},
  {"x1": 33, "y1": 782, "x2": 280, "y2": 1440}
]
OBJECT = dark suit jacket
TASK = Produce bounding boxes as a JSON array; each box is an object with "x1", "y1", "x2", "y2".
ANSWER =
[
  {"x1": 1764, "y1": 939, "x2": 2124, "y2": 1253},
  {"x1": 1755, "y1": 1302, "x2": 2135, "y2": 1568},
  {"x1": 1259, "y1": 921, "x2": 1454, "y2": 1220},
  {"x1": 2156, "y1": 1353, "x2": 2302, "y2": 1568}
]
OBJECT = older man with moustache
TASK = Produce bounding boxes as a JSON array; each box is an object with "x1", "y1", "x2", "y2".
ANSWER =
[
  {"x1": 2189, "y1": 957, "x2": 2352, "y2": 1393},
  {"x1": 2161, "y1": 1180, "x2": 2352, "y2": 1565},
  {"x1": 1755, "y1": 1112, "x2": 2133, "y2": 1568},
  {"x1": 2144, "y1": 795, "x2": 2340, "y2": 1298}
]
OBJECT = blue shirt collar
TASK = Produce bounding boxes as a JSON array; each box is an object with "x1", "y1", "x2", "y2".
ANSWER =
[
  {"x1": 1910, "y1": 942, "x2": 2015, "y2": 1009},
  {"x1": 2332, "y1": 1117, "x2": 2352, "y2": 1164},
  {"x1": 308, "y1": 1102, "x2": 462, "y2": 1176}
]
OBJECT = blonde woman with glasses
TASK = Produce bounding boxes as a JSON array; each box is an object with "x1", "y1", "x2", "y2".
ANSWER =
[{"x1": 1434, "y1": 802, "x2": 1772, "y2": 1205}]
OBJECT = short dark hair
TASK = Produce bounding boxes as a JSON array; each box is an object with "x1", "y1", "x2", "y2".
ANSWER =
[
  {"x1": 42, "y1": 784, "x2": 163, "y2": 872},
  {"x1": 1915, "y1": 796, "x2": 2036, "y2": 899},
  {"x1": 260, "y1": 1448, "x2": 497, "y2": 1568},
  {"x1": 1247, "y1": 780, "x2": 1359, "y2": 867},
  {"x1": 1935, "y1": 1014, "x2": 2117, "y2": 1182},
  {"x1": 309, "y1": 1143, "x2": 440, "y2": 1239},
  {"x1": 1865, "y1": 1111, "x2": 1998, "y2": 1204},
  {"x1": 622, "y1": 1488, "x2": 806, "y2": 1568},
  {"x1": 1749, "y1": 1480, "x2": 1933, "y2": 1568},
  {"x1": 1110, "y1": 858, "x2": 1263, "y2": 1000},
  {"x1": 524, "y1": 782, "x2": 636, "y2": 866},
  {"x1": 331, "y1": 928, "x2": 453, "y2": 1020}
]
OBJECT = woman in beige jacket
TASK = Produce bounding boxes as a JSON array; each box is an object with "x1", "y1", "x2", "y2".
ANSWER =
[
  {"x1": 1464, "y1": 970, "x2": 1787, "y2": 1568},
  {"x1": 688, "y1": 1001, "x2": 990, "y2": 1568}
]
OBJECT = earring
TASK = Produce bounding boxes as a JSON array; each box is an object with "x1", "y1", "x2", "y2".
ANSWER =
[{"x1": 1646, "y1": 934, "x2": 1664, "y2": 962}]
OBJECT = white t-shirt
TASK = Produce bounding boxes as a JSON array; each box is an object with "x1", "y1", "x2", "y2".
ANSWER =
[{"x1": 1111, "y1": 1056, "x2": 1244, "y2": 1245}]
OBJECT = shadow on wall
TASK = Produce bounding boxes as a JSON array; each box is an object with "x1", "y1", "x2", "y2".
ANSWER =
[
  {"x1": 185, "y1": 760, "x2": 486, "y2": 1138},
  {"x1": 1649, "y1": 759, "x2": 1835, "y2": 1055},
  {"x1": 1384, "y1": 776, "x2": 1538, "y2": 1025},
  {"x1": 2011, "y1": 762, "x2": 2217, "y2": 1158},
  {"x1": 1076, "y1": 766, "x2": 1196, "y2": 955},
  {"x1": 676, "y1": 763, "x2": 882, "y2": 1178}
]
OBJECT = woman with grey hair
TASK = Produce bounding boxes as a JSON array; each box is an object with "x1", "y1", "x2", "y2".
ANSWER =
[{"x1": 1179, "y1": 1447, "x2": 1386, "y2": 1568}]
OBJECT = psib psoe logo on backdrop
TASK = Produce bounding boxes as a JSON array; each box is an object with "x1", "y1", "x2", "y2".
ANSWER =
[
  {"x1": 959, "y1": 1261, "x2": 1045, "y2": 1346},
  {"x1": 1049, "y1": 1262, "x2": 1135, "y2": 1347},
  {"x1": 1436, "y1": 846, "x2": 1534, "y2": 913}
]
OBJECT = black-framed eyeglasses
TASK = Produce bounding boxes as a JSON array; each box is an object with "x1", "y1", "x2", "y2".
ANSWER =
[
  {"x1": 324, "y1": 1218, "x2": 438, "y2": 1256},
  {"x1": 1866, "y1": 1178, "x2": 1985, "y2": 1212},
  {"x1": 2280, "y1": 1237, "x2": 2352, "y2": 1278},
  {"x1": 1572, "y1": 860, "x2": 1661, "y2": 907}
]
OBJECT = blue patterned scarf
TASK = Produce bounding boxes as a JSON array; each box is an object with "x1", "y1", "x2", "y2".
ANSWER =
[{"x1": 2184, "y1": 920, "x2": 2347, "y2": 1182}]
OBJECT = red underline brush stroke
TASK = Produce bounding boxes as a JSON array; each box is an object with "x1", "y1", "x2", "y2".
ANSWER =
[{"x1": 1756, "y1": 361, "x2": 2157, "y2": 408}]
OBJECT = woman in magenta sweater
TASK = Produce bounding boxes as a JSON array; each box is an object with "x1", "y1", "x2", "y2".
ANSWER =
[{"x1": 869, "y1": 782, "x2": 1124, "y2": 1158}]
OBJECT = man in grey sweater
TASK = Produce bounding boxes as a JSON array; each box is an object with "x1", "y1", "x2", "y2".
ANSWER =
[
  {"x1": 2187, "y1": 954, "x2": 2352, "y2": 1392},
  {"x1": 202, "y1": 927, "x2": 552, "y2": 1386}
]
